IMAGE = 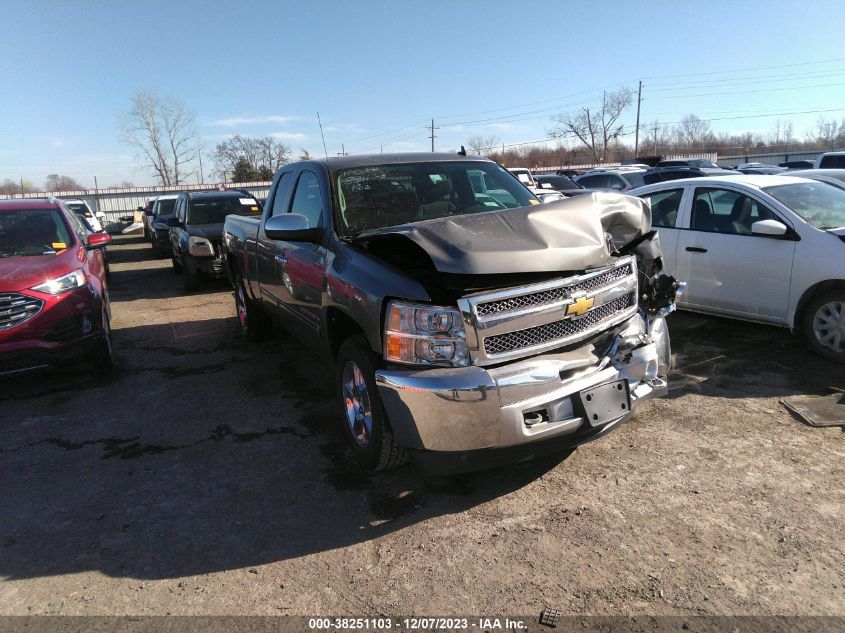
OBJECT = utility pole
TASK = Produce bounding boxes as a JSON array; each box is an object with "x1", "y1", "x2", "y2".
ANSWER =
[
  {"x1": 337, "y1": 143, "x2": 348, "y2": 157},
  {"x1": 19, "y1": 177, "x2": 24, "y2": 198},
  {"x1": 652, "y1": 123, "x2": 659, "y2": 155},
  {"x1": 634, "y1": 80, "x2": 642, "y2": 157},
  {"x1": 428, "y1": 119, "x2": 439, "y2": 152},
  {"x1": 93, "y1": 176, "x2": 100, "y2": 217},
  {"x1": 197, "y1": 145, "x2": 205, "y2": 184}
]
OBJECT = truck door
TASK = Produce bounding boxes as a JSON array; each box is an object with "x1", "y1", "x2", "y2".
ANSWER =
[
  {"x1": 256, "y1": 170, "x2": 295, "y2": 308},
  {"x1": 272, "y1": 169, "x2": 328, "y2": 334}
]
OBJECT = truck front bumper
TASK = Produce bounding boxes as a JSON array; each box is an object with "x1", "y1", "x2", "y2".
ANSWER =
[{"x1": 375, "y1": 314, "x2": 669, "y2": 462}]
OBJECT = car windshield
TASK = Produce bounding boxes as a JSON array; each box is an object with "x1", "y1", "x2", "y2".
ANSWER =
[
  {"x1": 763, "y1": 182, "x2": 845, "y2": 230},
  {"x1": 0, "y1": 208, "x2": 74, "y2": 257},
  {"x1": 187, "y1": 196, "x2": 260, "y2": 224},
  {"x1": 335, "y1": 161, "x2": 537, "y2": 237},
  {"x1": 155, "y1": 198, "x2": 177, "y2": 216}
]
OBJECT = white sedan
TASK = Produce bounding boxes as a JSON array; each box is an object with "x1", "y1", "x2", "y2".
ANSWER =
[{"x1": 630, "y1": 175, "x2": 845, "y2": 362}]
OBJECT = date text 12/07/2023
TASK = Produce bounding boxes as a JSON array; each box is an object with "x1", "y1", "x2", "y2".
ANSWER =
[{"x1": 307, "y1": 617, "x2": 528, "y2": 630}]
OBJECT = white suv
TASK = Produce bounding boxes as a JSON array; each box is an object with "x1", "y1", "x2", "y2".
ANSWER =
[{"x1": 64, "y1": 199, "x2": 105, "y2": 232}]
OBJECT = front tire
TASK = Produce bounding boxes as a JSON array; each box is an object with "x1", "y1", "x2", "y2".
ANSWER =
[
  {"x1": 335, "y1": 335, "x2": 406, "y2": 471},
  {"x1": 803, "y1": 290, "x2": 845, "y2": 363},
  {"x1": 182, "y1": 258, "x2": 199, "y2": 292},
  {"x1": 92, "y1": 309, "x2": 114, "y2": 374}
]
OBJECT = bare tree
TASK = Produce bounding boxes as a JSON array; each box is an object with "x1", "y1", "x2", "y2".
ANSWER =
[
  {"x1": 44, "y1": 174, "x2": 82, "y2": 191},
  {"x1": 213, "y1": 134, "x2": 290, "y2": 178},
  {"x1": 466, "y1": 135, "x2": 502, "y2": 157},
  {"x1": 298, "y1": 148, "x2": 312, "y2": 161},
  {"x1": 120, "y1": 90, "x2": 197, "y2": 186},
  {"x1": 548, "y1": 88, "x2": 633, "y2": 162},
  {"x1": 673, "y1": 114, "x2": 713, "y2": 148}
]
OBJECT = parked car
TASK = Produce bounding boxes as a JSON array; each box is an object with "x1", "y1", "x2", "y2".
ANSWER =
[
  {"x1": 64, "y1": 199, "x2": 105, "y2": 232},
  {"x1": 168, "y1": 190, "x2": 261, "y2": 291},
  {"x1": 222, "y1": 153, "x2": 680, "y2": 472},
  {"x1": 147, "y1": 194, "x2": 178, "y2": 252},
  {"x1": 779, "y1": 160, "x2": 815, "y2": 170},
  {"x1": 789, "y1": 169, "x2": 845, "y2": 189},
  {"x1": 533, "y1": 174, "x2": 598, "y2": 197},
  {"x1": 736, "y1": 163, "x2": 787, "y2": 176},
  {"x1": 574, "y1": 168, "x2": 646, "y2": 192},
  {"x1": 0, "y1": 198, "x2": 113, "y2": 376},
  {"x1": 630, "y1": 174, "x2": 845, "y2": 362},
  {"x1": 141, "y1": 197, "x2": 158, "y2": 240},
  {"x1": 656, "y1": 158, "x2": 724, "y2": 172},
  {"x1": 634, "y1": 166, "x2": 737, "y2": 187},
  {"x1": 816, "y1": 151, "x2": 845, "y2": 169},
  {"x1": 507, "y1": 167, "x2": 564, "y2": 202}
]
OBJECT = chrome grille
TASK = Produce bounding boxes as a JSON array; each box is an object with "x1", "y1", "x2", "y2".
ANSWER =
[
  {"x1": 475, "y1": 263, "x2": 633, "y2": 317},
  {"x1": 0, "y1": 293, "x2": 44, "y2": 331},
  {"x1": 483, "y1": 294, "x2": 633, "y2": 356}
]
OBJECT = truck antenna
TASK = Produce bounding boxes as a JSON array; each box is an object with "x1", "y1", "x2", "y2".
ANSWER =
[{"x1": 317, "y1": 112, "x2": 329, "y2": 159}]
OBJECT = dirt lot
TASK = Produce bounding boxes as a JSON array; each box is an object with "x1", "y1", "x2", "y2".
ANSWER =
[{"x1": 0, "y1": 234, "x2": 843, "y2": 617}]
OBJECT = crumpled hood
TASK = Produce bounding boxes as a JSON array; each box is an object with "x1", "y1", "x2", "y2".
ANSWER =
[{"x1": 360, "y1": 193, "x2": 653, "y2": 275}]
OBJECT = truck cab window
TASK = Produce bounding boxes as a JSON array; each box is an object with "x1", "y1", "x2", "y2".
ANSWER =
[
  {"x1": 289, "y1": 171, "x2": 323, "y2": 228},
  {"x1": 270, "y1": 172, "x2": 294, "y2": 218}
]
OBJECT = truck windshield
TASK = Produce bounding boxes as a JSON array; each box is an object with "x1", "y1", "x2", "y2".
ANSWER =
[
  {"x1": 335, "y1": 161, "x2": 537, "y2": 237},
  {"x1": 155, "y1": 199, "x2": 177, "y2": 217},
  {"x1": 187, "y1": 197, "x2": 260, "y2": 225}
]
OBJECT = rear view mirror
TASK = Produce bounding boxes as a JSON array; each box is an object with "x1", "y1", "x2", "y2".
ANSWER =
[
  {"x1": 264, "y1": 213, "x2": 322, "y2": 242},
  {"x1": 86, "y1": 232, "x2": 111, "y2": 248},
  {"x1": 751, "y1": 219, "x2": 788, "y2": 237}
]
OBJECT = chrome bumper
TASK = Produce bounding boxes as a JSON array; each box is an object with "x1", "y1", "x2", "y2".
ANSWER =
[{"x1": 375, "y1": 314, "x2": 669, "y2": 453}]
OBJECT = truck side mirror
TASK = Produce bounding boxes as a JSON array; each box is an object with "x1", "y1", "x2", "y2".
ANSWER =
[
  {"x1": 264, "y1": 213, "x2": 322, "y2": 242},
  {"x1": 166, "y1": 217, "x2": 183, "y2": 228}
]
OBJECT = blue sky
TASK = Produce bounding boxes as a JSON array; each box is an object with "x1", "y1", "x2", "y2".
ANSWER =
[{"x1": 2, "y1": 0, "x2": 844, "y2": 187}]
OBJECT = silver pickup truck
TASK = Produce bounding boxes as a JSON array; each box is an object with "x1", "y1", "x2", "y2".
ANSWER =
[{"x1": 222, "y1": 153, "x2": 680, "y2": 472}]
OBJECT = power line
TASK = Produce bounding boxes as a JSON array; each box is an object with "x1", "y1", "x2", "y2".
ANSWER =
[
  {"x1": 639, "y1": 56, "x2": 845, "y2": 80},
  {"x1": 646, "y1": 69, "x2": 845, "y2": 91},
  {"x1": 647, "y1": 80, "x2": 845, "y2": 100}
]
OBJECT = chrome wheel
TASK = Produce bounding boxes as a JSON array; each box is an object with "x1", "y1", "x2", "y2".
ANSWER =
[
  {"x1": 236, "y1": 285, "x2": 248, "y2": 329},
  {"x1": 813, "y1": 300, "x2": 845, "y2": 353},
  {"x1": 342, "y1": 360, "x2": 372, "y2": 448}
]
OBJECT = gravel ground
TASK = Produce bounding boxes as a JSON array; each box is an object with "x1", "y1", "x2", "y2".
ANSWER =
[{"x1": 0, "y1": 235, "x2": 843, "y2": 617}]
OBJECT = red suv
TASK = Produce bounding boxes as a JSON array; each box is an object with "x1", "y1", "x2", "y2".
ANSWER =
[{"x1": 0, "y1": 198, "x2": 113, "y2": 376}]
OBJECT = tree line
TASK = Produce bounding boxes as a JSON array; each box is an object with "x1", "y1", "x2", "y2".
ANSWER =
[{"x1": 468, "y1": 87, "x2": 845, "y2": 167}]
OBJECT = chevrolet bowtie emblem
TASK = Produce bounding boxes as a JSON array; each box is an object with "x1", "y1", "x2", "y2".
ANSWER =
[{"x1": 566, "y1": 296, "x2": 595, "y2": 317}]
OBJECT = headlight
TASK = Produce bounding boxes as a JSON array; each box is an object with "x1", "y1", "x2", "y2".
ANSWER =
[
  {"x1": 188, "y1": 236, "x2": 214, "y2": 257},
  {"x1": 384, "y1": 300, "x2": 469, "y2": 367},
  {"x1": 30, "y1": 270, "x2": 86, "y2": 295}
]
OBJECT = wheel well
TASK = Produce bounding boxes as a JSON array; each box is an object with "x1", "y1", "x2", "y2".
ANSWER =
[
  {"x1": 794, "y1": 280, "x2": 845, "y2": 332},
  {"x1": 327, "y1": 308, "x2": 367, "y2": 359}
]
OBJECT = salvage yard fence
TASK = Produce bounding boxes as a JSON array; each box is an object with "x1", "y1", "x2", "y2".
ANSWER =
[{"x1": 0, "y1": 181, "x2": 273, "y2": 232}]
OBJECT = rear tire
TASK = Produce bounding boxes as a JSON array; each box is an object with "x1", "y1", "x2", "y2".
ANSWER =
[
  {"x1": 335, "y1": 334, "x2": 406, "y2": 471},
  {"x1": 802, "y1": 290, "x2": 845, "y2": 363},
  {"x1": 234, "y1": 274, "x2": 271, "y2": 341}
]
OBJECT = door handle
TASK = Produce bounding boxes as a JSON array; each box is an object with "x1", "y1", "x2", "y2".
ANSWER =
[
  {"x1": 685, "y1": 247, "x2": 708, "y2": 253},
  {"x1": 275, "y1": 254, "x2": 287, "y2": 265}
]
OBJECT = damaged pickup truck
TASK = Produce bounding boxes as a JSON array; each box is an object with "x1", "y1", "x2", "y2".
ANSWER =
[{"x1": 222, "y1": 153, "x2": 680, "y2": 472}]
